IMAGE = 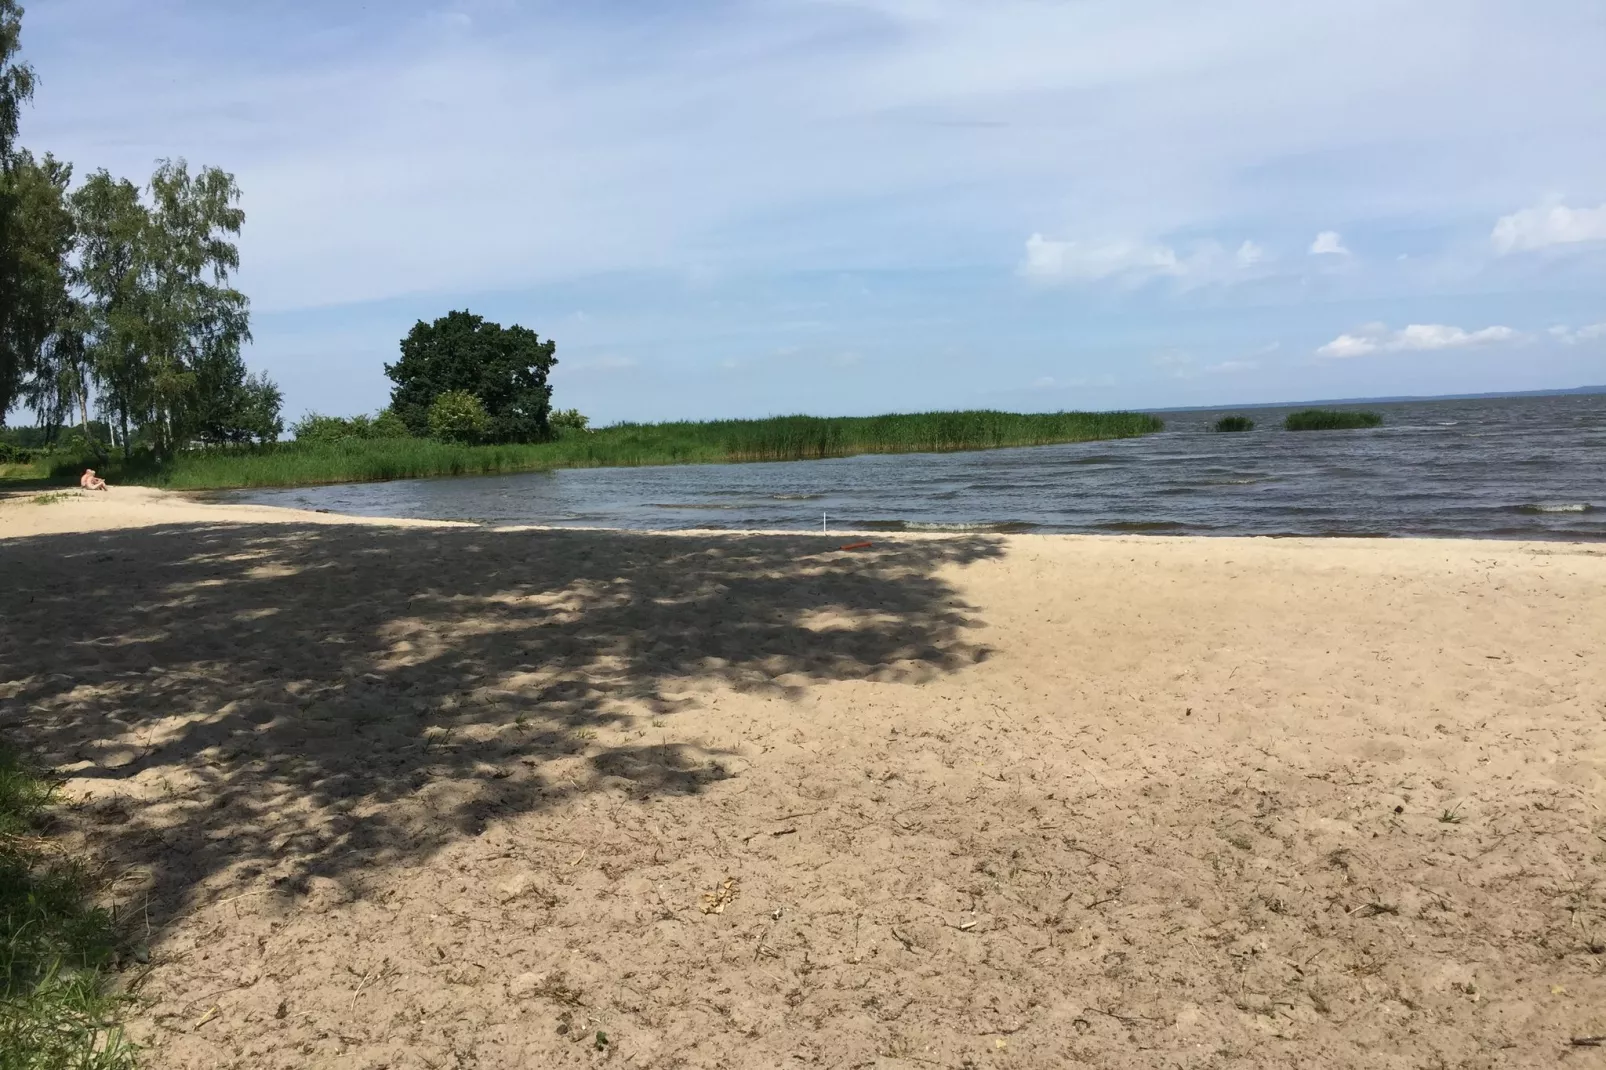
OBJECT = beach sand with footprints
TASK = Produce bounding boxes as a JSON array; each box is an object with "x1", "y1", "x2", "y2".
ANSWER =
[{"x1": 4, "y1": 487, "x2": 1604, "y2": 1067}]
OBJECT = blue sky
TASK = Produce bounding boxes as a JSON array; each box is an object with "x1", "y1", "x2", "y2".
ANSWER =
[{"x1": 17, "y1": 0, "x2": 1606, "y2": 423}]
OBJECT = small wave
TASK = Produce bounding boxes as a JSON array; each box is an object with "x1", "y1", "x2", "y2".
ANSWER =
[
  {"x1": 1514, "y1": 502, "x2": 1595, "y2": 514},
  {"x1": 860, "y1": 519, "x2": 1038, "y2": 533},
  {"x1": 1094, "y1": 521, "x2": 1189, "y2": 533},
  {"x1": 905, "y1": 520, "x2": 1040, "y2": 533},
  {"x1": 769, "y1": 493, "x2": 825, "y2": 501},
  {"x1": 650, "y1": 502, "x2": 744, "y2": 510}
]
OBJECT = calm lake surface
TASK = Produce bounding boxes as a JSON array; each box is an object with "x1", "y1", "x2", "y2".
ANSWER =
[{"x1": 224, "y1": 393, "x2": 1606, "y2": 540}]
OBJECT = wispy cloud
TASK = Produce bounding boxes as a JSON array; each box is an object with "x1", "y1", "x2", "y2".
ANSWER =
[
  {"x1": 1492, "y1": 202, "x2": 1606, "y2": 254},
  {"x1": 1022, "y1": 235, "x2": 1188, "y2": 285},
  {"x1": 1020, "y1": 234, "x2": 1269, "y2": 287},
  {"x1": 1316, "y1": 322, "x2": 1521, "y2": 358},
  {"x1": 1548, "y1": 322, "x2": 1606, "y2": 344}
]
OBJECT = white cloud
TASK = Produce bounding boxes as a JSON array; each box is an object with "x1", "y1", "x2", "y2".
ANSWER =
[
  {"x1": 1549, "y1": 322, "x2": 1606, "y2": 343},
  {"x1": 1021, "y1": 234, "x2": 1186, "y2": 283},
  {"x1": 1205, "y1": 359, "x2": 1258, "y2": 373},
  {"x1": 1492, "y1": 202, "x2": 1606, "y2": 253},
  {"x1": 1315, "y1": 333, "x2": 1378, "y2": 358},
  {"x1": 1235, "y1": 240, "x2": 1266, "y2": 267},
  {"x1": 1392, "y1": 323, "x2": 1517, "y2": 350},
  {"x1": 1308, "y1": 230, "x2": 1350, "y2": 256},
  {"x1": 1316, "y1": 322, "x2": 1521, "y2": 357},
  {"x1": 1021, "y1": 234, "x2": 1270, "y2": 286}
]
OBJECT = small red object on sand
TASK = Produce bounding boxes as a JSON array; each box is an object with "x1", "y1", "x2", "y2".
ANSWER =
[{"x1": 839, "y1": 541, "x2": 873, "y2": 551}]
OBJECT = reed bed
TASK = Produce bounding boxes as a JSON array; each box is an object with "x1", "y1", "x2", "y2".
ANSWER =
[
  {"x1": 1283, "y1": 409, "x2": 1383, "y2": 431},
  {"x1": 56, "y1": 410, "x2": 1163, "y2": 490}
]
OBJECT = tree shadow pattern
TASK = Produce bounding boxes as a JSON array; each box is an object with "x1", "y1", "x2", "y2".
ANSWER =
[{"x1": 1, "y1": 522, "x2": 1000, "y2": 932}]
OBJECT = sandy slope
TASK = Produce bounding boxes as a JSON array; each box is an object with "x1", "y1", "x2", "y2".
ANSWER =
[{"x1": 3, "y1": 488, "x2": 1604, "y2": 1068}]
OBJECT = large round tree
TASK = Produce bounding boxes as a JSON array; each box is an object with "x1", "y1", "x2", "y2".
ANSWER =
[{"x1": 385, "y1": 310, "x2": 558, "y2": 443}]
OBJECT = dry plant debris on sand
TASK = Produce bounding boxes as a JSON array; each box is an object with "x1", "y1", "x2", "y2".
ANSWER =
[{"x1": 2, "y1": 490, "x2": 1604, "y2": 1068}]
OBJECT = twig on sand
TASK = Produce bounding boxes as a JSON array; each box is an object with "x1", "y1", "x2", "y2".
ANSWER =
[
  {"x1": 1572, "y1": 1036, "x2": 1606, "y2": 1047},
  {"x1": 1084, "y1": 1005, "x2": 1168, "y2": 1027},
  {"x1": 1346, "y1": 902, "x2": 1399, "y2": 918},
  {"x1": 351, "y1": 963, "x2": 382, "y2": 1008},
  {"x1": 1063, "y1": 839, "x2": 1121, "y2": 868},
  {"x1": 212, "y1": 888, "x2": 264, "y2": 907},
  {"x1": 742, "y1": 826, "x2": 798, "y2": 844}
]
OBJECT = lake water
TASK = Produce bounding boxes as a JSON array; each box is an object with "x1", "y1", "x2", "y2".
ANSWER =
[{"x1": 223, "y1": 393, "x2": 1606, "y2": 540}]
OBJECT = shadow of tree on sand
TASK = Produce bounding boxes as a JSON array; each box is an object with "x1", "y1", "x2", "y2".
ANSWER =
[{"x1": 2, "y1": 522, "x2": 1001, "y2": 932}]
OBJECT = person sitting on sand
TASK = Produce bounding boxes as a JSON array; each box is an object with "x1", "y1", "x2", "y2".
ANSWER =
[{"x1": 80, "y1": 468, "x2": 108, "y2": 491}]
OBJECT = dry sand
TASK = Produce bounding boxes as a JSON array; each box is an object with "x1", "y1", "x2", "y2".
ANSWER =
[{"x1": 3, "y1": 486, "x2": 1604, "y2": 1068}]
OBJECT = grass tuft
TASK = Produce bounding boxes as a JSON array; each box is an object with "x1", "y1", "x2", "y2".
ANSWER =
[
  {"x1": 47, "y1": 410, "x2": 1163, "y2": 491},
  {"x1": 1283, "y1": 409, "x2": 1383, "y2": 431},
  {"x1": 1212, "y1": 416, "x2": 1255, "y2": 433},
  {"x1": 0, "y1": 746, "x2": 137, "y2": 1070}
]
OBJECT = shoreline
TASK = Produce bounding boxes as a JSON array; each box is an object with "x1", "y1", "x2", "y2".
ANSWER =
[{"x1": 6, "y1": 484, "x2": 1604, "y2": 550}]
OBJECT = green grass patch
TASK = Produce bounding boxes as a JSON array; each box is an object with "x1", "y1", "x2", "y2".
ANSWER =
[
  {"x1": 0, "y1": 458, "x2": 58, "y2": 484},
  {"x1": 51, "y1": 410, "x2": 1163, "y2": 491},
  {"x1": 0, "y1": 746, "x2": 137, "y2": 1070},
  {"x1": 1212, "y1": 416, "x2": 1255, "y2": 433},
  {"x1": 1283, "y1": 409, "x2": 1383, "y2": 431}
]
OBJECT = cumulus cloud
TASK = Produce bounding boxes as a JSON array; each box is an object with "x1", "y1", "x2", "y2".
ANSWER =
[
  {"x1": 1308, "y1": 230, "x2": 1349, "y2": 256},
  {"x1": 1316, "y1": 322, "x2": 1521, "y2": 357},
  {"x1": 1235, "y1": 241, "x2": 1267, "y2": 267},
  {"x1": 1492, "y1": 202, "x2": 1606, "y2": 253}
]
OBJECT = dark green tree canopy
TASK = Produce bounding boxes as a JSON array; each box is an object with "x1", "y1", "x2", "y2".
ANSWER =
[
  {"x1": 0, "y1": 1, "x2": 32, "y2": 164},
  {"x1": 0, "y1": 149, "x2": 73, "y2": 425},
  {"x1": 385, "y1": 310, "x2": 557, "y2": 442},
  {"x1": 0, "y1": 0, "x2": 42, "y2": 423}
]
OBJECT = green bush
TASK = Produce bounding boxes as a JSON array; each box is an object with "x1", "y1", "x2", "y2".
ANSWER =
[
  {"x1": 1212, "y1": 416, "x2": 1254, "y2": 433},
  {"x1": 1284, "y1": 409, "x2": 1383, "y2": 431},
  {"x1": 292, "y1": 409, "x2": 414, "y2": 443},
  {"x1": 290, "y1": 413, "x2": 360, "y2": 443},
  {"x1": 550, "y1": 408, "x2": 590, "y2": 434},
  {"x1": 428, "y1": 390, "x2": 490, "y2": 443},
  {"x1": 371, "y1": 408, "x2": 410, "y2": 438}
]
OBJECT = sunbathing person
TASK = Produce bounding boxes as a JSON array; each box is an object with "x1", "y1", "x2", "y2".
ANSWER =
[{"x1": 80, "y1": 468, "x2": 108, "y2": 491}]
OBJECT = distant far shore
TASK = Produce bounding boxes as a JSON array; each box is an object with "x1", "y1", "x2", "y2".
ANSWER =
[{"x1": 1151, "y1": 383, "x2": 1606, "y2": 412}]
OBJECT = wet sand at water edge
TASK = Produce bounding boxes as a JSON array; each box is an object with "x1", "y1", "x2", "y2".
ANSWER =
[{"x1": 3, "y1": 486, "x2": 1604, "y2": 1068}]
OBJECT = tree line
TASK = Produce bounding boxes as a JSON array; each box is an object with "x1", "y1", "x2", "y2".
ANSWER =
[{"x1": 0, "y1": 1, "x2": 281, "y2": 459}]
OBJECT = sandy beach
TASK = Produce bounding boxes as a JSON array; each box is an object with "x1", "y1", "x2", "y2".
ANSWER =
[{"x1": 3, "y1": 486, "x2": 1603, "y2": 1068}]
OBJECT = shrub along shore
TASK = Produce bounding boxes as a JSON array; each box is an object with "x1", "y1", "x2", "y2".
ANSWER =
[{"x1": 34, "y1": 410, "x2": 1164, "y2": 491}]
